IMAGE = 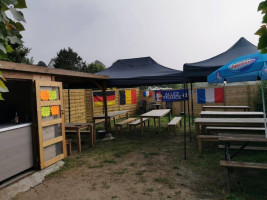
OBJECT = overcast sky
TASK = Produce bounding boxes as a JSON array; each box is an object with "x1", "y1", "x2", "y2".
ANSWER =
[{"x1": 22, "y1": 0, "x2": 262, "y2": 70}]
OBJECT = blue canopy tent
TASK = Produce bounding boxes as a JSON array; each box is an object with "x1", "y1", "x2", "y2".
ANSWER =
[{"x1": 208, "y1": 52, "x2": 267, "y2": 138}]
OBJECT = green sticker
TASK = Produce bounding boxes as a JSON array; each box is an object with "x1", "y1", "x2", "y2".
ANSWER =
[
  {"x1": 41, "y1": 106, "x2": 51, "y2": 117},
  {"x1": 49, "y1": 90, "x2": 57, "y2": 100}
]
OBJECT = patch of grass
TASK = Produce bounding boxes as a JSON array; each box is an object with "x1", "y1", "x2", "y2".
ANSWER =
[
  {"x1": 129, "y1": 162, "x2": 136, "y2": 167},
  {"x1": 154, "y1": 177, "x2": 175, "y2": 189},
  {"x1": 103, "y1": 159, "x2": 117, "y2": 164},
  {"x1": 135, "y1": 170, "x2": 146, "y2": 176},
  {"x1": 113, "y1": 168, "x2": 128, "y2": 175},
  {"x1": 87, "y1": 164, "x2": 104, "y2": 168},
  {"x1": 146, "y1": 188, "x2": 154, "y2": 192},
  {"x1": 138, "y1": 176, "x2": 147, "y2": 183},
  {"x1": 111, "y1": 196, "x2": 117, "y2": 199},
  {"x1": 173, "y1": 166, "x2": 179, "y2": 170},
  {"x1": 102, "y1": 182, "x2": 110, "y2": 189},
  {"x1": 132, "y1": 190, "x2": 138, "y2": 194}
]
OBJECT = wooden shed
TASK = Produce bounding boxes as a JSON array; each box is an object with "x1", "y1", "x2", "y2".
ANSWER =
[{"x1": 0, "y1": 61, "x2": 108, "y2": 184}]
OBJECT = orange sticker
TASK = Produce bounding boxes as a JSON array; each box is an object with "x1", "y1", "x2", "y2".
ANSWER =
[
  {"x1": 40, "y1": 90, "x2": 50, "y2": 101},
  {"x1": 51, "y1": 105, "x2": 60, "y2": 116}
]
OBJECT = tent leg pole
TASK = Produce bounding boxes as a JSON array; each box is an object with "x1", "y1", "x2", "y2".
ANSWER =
[
  {"x1": 261, "y1": 79, "x2": 267, "y2": 138},
  {"x1": 186, "y1": 83, "x2": 192, "y2": 142},
  {"x1": 68, "y1": 89, "x2": 71, "y2": 123},
  {"x1": 102, "y1": 81, "x2": 109, "y2": 136},
  {"x1": 191, "y1": 83, "x2": 194, "y2": 125},
  {"x1": 183, "y1": 81, "x2": 187, "y2": 161}
]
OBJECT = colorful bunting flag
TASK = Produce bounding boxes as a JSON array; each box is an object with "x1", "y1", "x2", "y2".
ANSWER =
[
  {"x1": 93, "y1": 91, "x2": 116, "y2": 107},
  {"x1": 143, "y1": 90, "x2": 152, "y2": 97},
  {"x1": 120, "y1": 90, "x2": 137, "y2": 105}
]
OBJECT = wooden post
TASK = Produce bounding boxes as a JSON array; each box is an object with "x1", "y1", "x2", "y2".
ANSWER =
[
  {"x1": 101, "y1": 80, "x2": 109, "y2": 135},
  {"x1": 68, "y1": 89, "x2": 71, "y2": 123}
]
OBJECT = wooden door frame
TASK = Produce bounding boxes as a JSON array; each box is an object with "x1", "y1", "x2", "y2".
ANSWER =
[{"x1": 35, "y1": 80, "x2": 66, "y2": 169}]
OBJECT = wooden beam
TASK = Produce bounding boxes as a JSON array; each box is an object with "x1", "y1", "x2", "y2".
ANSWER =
[
  {"x1": 0, "y1": 61, "x2": 109, "y2": 80},
  {"x1": 102, "y1": 80, "x2": 109, "y2": 135}
]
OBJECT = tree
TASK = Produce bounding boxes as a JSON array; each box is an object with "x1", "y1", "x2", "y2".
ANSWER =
[
  {"x1": 5, "y1": 43, "x2": 33, "y2": 64},
  {"x1": 0, "y1": 0, "x2": 27, "y2": 100},
  {"x1": 256, "y1": 1, "x2": 267, "y2": 53},
  {"x1": 37, "y1": 61, "x2": 47, "y2": 67},
  {"x1": 80, "y1": 61, "x2": 106, "y2": 73},
  {"x1": 54, "y1": 47, "x2": 86, "y2": 71}
]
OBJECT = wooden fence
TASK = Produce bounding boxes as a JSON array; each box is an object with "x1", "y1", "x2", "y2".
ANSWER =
[
  {"x1": 63, "y1": 84, "x2": 259, "y2": 123},
  {"x1": 63, "y1": 88, "x2": 140, "y2": 123}
]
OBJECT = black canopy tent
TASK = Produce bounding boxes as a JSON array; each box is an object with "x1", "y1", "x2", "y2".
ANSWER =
[
  {"x1": 182, "y1": 37, "x2": 258, "y2": 160},
  {"x1": 97, "y1": 57, "x2": 185, "y2": 87},
  {"x1": 183, "y1": 37, "x2": 258, "y2": 83}
]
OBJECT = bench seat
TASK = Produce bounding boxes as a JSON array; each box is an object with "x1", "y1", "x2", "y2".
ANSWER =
[
  {"x1": 115, "y1": 118, "x2": 136, "y2": 133},
  {"x1": 220, "y1": 160, "x2": 267, "y2": 170},
  {"x1": 218, "y1": 145, "x2": 267, "y2": 151},
  {"x1": 206, "y1": 126, "x2": 265, "y2": 134},
  {"x1": 129, "y1": 118, "x2": 149, "y2": 133},
  {"x1": 168, "y1": 117, "x2": 182, "y2": 134}
]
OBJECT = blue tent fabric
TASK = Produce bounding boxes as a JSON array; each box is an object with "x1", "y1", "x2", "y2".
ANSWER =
[
  {"x1": 97, "y1": 57, "x2": 184, "y2": 87},
  {"x1": 183, "y1": 37, "x2": 258, "y2": 82}
]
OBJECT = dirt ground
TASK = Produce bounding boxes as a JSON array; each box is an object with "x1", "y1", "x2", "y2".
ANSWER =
[{"x1": 12, "y1": 118, "x2": 266, "y2": 200}]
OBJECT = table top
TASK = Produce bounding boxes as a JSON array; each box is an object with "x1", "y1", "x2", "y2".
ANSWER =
[
  {"x1": 219, "y1": 133, "x2": 267, "y2": 142},
  {"x1": 200, "y1": 111, "x2": 264, "y2": 116},
  {"x1": 93, "y1": 110, "x2": 128, "y2": 119},
  {"x1": 203, "y1": 105, "x2": 250, "y2": 109},
  {"x1": 195, "y1": 118, "x2": 265, "y2": 124},
  {"x1": 65, "y1": 123, "x2": 93, "y2": 130},
  {"x1": 140, "y1": 109, "x2": 170, "y2": 117}
]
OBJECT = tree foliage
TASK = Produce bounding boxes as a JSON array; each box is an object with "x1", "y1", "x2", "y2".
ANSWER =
[
  {"x1": 37, "y1": 60, "x2": 47, "y2": 67},
  {"x1": 0, "y1": 0, "x2": 27, "y2": 100},
  {"x1": 80, "y1": 60, "x2": 106, "y2": 73},
  {"x1": 54, "y1": 48, "x2": 106, "y2": 73},
  {"x1": 54, "y1": 47, "x2": 86, "y2": 71},
  {"x1": 5, "y1": 43, "x2": 33, "y2": 64},
  {"x1": 256, "y1": 0, "x2": 267, "y2": 53}
]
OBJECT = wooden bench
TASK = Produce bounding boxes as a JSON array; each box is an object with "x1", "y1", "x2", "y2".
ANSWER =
[
  {"x1": 129, "y1": 118, "x2": 149, "y2": 133},
  {"x1": 95, "y1": 119, "x2": 105, "y2": 125},
  {"x1": 220, "y1": 160, "x2": 267, "y2": 169},
  {"x1": 168, "y1": 117, "x2": 182, "y2": 134},
  {"x1": 197, "y1": 135, "x2": 219, "y2": 153},
  {"x1": 218, "y1": 145, "x2": 267, "y2": 151},
  {"x1": 115, "y1": 118, "x2": 136, "y2": 134},
  {"x1": 206, "y1": 126, "x2": 265, "y2": 134},
  {"x1": 66, "y1": 139, "x2": 72, "y2": 156}
]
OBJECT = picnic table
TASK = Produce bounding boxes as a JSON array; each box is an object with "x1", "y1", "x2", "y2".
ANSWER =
[
  {"x1": 65, "y1": 122, "x2": 94, "y2": 153},
  {"x1": 140, "y1": 109, "x2": 171, "y2": 134},
  {"x1": 218, "y1": 133, "x2": 267, "y2": 190},
  {"x1": 195, "y1": 118, "x2": 265, "y2": 137},
  {"x1": 93, "y1": 110, "x2": 129, "y2": 130},
  {"x1": 153, "y1": 103, "x2": 162, "y2": 110},
  {"x1": 200, "y1": 111, "x2": 264, "y2": 118},
  {"x1": 202, "y1": 105, "x2": 250, "y2": 111}
]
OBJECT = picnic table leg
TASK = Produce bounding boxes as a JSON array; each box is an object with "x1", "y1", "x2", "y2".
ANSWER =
[
  {"x1": 140, "y1": 117, "x2": 143, "y2": 134},
  {"x1": 168, "y1": 111, "x2": 171, "y2": 122},
  {"x1": 108, "y1": 117, "x2": 112, "y2": 131},
  {"x1": 93, "y1": 118, "x2": 96, "y2": 142},
  {"x1": 225, "y1": 142, "x2": 231, "y2": 191},
  {"x1": 89, "y1": 125, "x2": 94, "y2": 147},
  {"x1": 154, "y1": 118, "x2": 156, "y2": 126},
  {"x1": 158, "y1": 117, "x2": 161, "y2": 134},
  {"x1": 77, "y1": 129, "x2": 81, "y2": 153},
  {"x1": 195, "y1": 123, "x2": 199, "y2": 139}
]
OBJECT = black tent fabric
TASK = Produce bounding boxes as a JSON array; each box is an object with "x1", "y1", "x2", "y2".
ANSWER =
[
  {"x1": 97, "y1": 57, "x2": 184, "y2": 87},
  {"x1": 183, "y1": 37, "x2": 258, "y2": 82}
]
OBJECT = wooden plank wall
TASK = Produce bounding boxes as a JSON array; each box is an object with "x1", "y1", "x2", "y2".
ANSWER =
[
  {"x1": 140, "y1": 84, "x2": 258, "y2": 116},
  {"x1": 63, "y1": 88, "x2": 140, "y2": 123}
]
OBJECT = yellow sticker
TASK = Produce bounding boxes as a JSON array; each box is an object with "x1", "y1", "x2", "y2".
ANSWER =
[
  {"x1": 49, "y1": 90, "x2": 57, "y2": 100},
  {"x1": 41, "y1": 106, "x2": 51, "y2": 117}
]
